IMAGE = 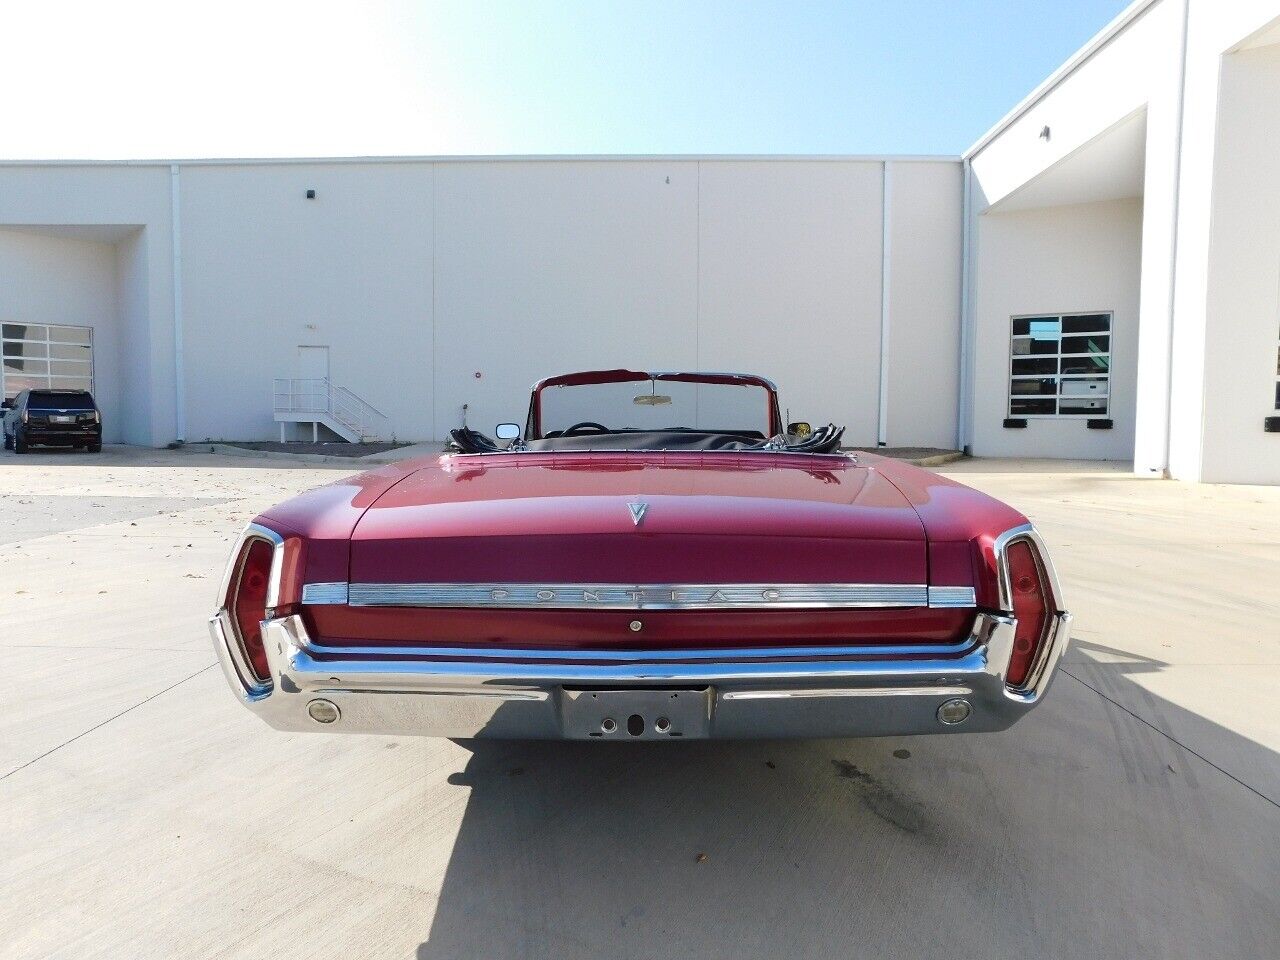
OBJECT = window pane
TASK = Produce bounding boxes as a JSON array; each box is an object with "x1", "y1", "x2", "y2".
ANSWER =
[
  {"x1": 4, "y1": 375, "x2": 46, "y2": 396},
  {"x1": 49, "y1": 376, "x2": 93, "y2": 391},
  {"x1": 2, "y1": 323, "x2": 44, "y2": 341},
  {"x1": 1012, "y1": 317, "x2": 1060, "y2": 337},
  {"x1": 1061, "y1": 335, "x2": 1109, "y2": 355},
  {"x1": 3, "y1": 358, "x2": 48, "y2": 375},
  {"x1": 1012, "y1": 357, "x2": 1058, "y2": 376},
  {"x1": 1010, "y1": 397, "x2": 1055, "y2": 415},
  {"x1": 1011, "y1": 337, "x2": 1055, "y2": 356},
  {"x1": 1010, "y1": 377, "x2": 1057, "y2": 396},
  {"x1": 50, "y1": 359, "x2": 92, "y2": 376},
  {"x1": 1013, "y1": 335, "x2": 1059, "y2": 356},
  {"x1": 48, "y1": 342, "x2": 91, "y2": 361},
  {"x1": 1061, "y1": 355, "x2": 1111, "y2": 375},
  {"x1": 48, "y1": 325, "x2": 92, "y2": 345},
  {"x1": 1060, "y1": 397, "x2": 1109, "y2": 414},
  {"x1": 3, "y1": 341, "x2": 47, "y2": 358},
  {"x1": 1062, "y1": 314, "x2": 1110, "y2": 334},
  {"x1": 1059, "y1": 377, "x2": 1109, "y2": 397}
]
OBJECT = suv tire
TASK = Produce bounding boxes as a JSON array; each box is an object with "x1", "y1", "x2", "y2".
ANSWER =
[
  {"x1": 88, "y1": 441, "x2": 102, "y2": 453},
  {"x1": 14, "y1": 430, "x2": 28, "y2": 454}
]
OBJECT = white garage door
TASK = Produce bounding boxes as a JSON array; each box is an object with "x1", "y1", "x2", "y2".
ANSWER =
[{"x1": 1, "y1": 323, "x2": 95, "y2": 400}]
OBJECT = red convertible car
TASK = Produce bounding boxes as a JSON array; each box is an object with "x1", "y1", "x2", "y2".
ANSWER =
[{"x1": 211, "y1": 369, "x2": 1069, "y2": 740}]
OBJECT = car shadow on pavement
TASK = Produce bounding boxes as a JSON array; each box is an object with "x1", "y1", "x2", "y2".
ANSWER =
[{"x1": 412, "y1": 664, "x2": 1280, "y2": 960}]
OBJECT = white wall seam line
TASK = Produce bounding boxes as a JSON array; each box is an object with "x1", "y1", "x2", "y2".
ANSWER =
[{"x1": 877, "y1": 161, "x2": 892, "y2": 447}]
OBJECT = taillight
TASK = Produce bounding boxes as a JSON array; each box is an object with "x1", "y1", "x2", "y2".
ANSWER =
[
  {"x1": 1005, "y1": 539, "x2": 1049, "y2": 687},
  {"x1": 232, "y1": 538, "x2": 275, "y2": 683}
]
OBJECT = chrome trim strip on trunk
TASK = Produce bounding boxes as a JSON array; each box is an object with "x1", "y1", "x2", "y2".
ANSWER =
[
  {"x1": 327, "y1": 581, "x2": 970, "y2": 610},
  {"x1": 296, "y1": 638, "x2": 981, "y2": 661},
  {"x1": 301, "y1": 582, "x2": 350, "y2": 605},
  {"x1": 926, "y1": 586, "x2": 978, "y2": 608}
]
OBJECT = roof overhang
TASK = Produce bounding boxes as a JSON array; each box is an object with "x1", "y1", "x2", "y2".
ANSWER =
[{"x1": 985, "y1": 108, "x2": 1146, "y2": 214}]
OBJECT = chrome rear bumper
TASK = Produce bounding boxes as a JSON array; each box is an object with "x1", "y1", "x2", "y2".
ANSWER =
[{"x1": 209, "y1": 608, "x2": 1070, "y2": 739}]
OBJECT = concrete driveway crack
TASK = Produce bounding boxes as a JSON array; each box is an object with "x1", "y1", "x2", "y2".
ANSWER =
[
  {"x1": 1, "y1": 663, "x2": 216, "y2": 781},
  {"x1": 1062, "y1": 668, "x2": 1279, "y2": 811}
]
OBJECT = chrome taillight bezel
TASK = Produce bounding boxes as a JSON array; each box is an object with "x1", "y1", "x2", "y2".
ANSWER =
[
  {"x1": 218, "y1": 522, "x2": 286, "y2": 690},
  {"x1": 218, "y1": 522, "x2": 287, "y2": 613},
  {"x1": 992, "y1": 524, "x2": 1064, "y2": 691}
]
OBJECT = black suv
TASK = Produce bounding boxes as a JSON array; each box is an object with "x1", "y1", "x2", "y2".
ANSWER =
[{"x1": 2, "y1": 389, "x2": 103, "y2": 454}]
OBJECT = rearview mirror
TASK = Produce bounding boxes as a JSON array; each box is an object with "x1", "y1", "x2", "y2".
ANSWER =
[
  {"x1": 494, "y1": 422, "x2": 522, "y2": 441},
  {"x1": 633, "y1": 394, "x2": 672, "y2": 406},
  {"x1": 787, "y1": 421, "x2": 812, "y2": 437}
]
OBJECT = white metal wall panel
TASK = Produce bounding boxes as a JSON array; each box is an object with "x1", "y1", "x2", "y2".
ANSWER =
[
  {"x1": 432, "y1": 161, "x2": 700, "y2": 438},
  {"x1": 696, "y1": 161, "x2": 884, "y2": 445}
]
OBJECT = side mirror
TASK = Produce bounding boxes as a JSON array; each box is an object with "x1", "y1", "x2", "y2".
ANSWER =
[
  {"x1": 0, "y1": 399, "x2": 11, "y2": 410},
  {"x1": 494, "y1": 423, "x2": 522, "y2": 441},
  {"x1": 787, "y1": 421, "x2": 812, "y2": 438}
]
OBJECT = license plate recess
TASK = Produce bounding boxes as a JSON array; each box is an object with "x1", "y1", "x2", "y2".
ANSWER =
[{"x1": 561, "y1": 687, "x2": 712, "y2": 740}]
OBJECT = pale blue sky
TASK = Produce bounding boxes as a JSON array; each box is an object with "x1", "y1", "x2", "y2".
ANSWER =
[{"x1": 0, "y1": 1, "x2": 1132, "y2": 159}]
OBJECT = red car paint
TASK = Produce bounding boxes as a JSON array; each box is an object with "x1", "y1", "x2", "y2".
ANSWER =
[{"x1": 254, "y1": 446, "x2": 1027, "y2": 651}]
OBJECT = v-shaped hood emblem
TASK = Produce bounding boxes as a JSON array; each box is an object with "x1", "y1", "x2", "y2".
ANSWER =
[{"x1": 627, "y1": 501, "x2": 648, "y2": 526}]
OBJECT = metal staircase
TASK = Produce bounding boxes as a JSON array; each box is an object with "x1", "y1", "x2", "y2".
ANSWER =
[{"x1": 272, "y1": 378, "x2": 388, "y2": 443}]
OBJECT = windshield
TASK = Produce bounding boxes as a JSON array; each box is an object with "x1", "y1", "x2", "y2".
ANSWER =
[
  {"x1": 446, "y1": 370, "x2": 845, "y2": 454},
  {"x1": 538, "y1": 379, "x2": 773, "y2": 437}
]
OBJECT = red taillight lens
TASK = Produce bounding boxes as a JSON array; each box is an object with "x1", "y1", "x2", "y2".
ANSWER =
[
  {"x1": 232, "y1": 538, "x2": 274, "y2": 683},
  {"x1": 1005, "y1": 540, "x2": 1049, "y2": 687}
]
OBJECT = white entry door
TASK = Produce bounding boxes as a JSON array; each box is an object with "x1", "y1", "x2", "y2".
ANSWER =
[{"x1": 297, "y1": 344, "x2": 329, "y2": 380}]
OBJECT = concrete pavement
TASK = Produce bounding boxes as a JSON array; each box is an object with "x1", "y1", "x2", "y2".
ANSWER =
[{"x1": 1, "y1": 446, "x2": 1277, "y2": 958}]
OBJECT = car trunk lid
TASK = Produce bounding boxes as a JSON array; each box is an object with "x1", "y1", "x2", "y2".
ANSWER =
[
  {"x1": 349, "y1": 451, "x2": 926, "y2": 584},
  {"x1": 308, "y1": 452, "x2": 976, "y2": 649}
]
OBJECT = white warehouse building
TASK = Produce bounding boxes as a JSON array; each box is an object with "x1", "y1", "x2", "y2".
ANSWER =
[{"x1": 2, "y1": 0, "x2": 1279, "y2": 484}]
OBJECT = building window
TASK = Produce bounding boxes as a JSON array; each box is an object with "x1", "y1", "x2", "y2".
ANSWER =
[
  {"x1": 2, "y1": 323, "x2": 95, "y2": 400},
  {"x1": 1008, "y1": 312, "x2": 1111, "y2": 417}
]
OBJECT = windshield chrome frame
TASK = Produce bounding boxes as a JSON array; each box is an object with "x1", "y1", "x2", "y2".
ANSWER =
[{"x1": 525, "y1": 369, "x2": 784, "y2": 440}]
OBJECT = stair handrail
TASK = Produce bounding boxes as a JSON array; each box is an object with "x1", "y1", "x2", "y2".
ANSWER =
[{"x1": 272, "y1": 377, "x2": 389, "y2": 441}]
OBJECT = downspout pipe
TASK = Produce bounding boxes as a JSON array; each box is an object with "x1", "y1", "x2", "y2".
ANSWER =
[
  {"x1": 957, "y1": 157, "x2": 973, "y2": 453},
  {"x1": 877, "y1": 160, "x2": 892, "y2": 447},
  {"x1": 170, "y1": 164, "x2": 186, "y2": 444}
]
